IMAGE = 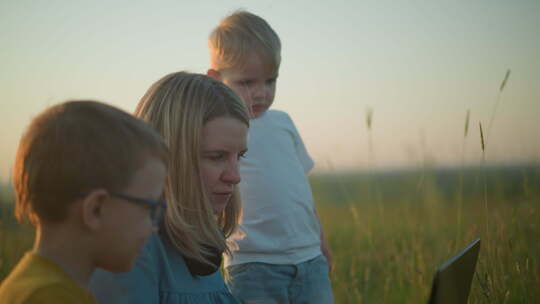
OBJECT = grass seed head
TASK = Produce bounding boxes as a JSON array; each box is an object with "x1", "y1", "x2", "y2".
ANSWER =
[
  {"x1": 479, "y1": 122, "x2": 485, "y2": 152},
  {"x1": 366, "y1": 107, "x2": 373, "y2": 130},
  {"x1": 499, "y1": 69, "x2": 511, "y2": 92},
  {"x1": 464, "y1": 109, "x2": 470, "y2": 138}
]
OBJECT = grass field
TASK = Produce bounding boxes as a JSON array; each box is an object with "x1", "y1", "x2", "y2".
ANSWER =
[{"x1": 1, "y1": 165, "x2": 539, "y2": 303}]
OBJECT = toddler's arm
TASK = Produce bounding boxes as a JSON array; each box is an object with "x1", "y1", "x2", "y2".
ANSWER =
[{"x1": 315, "y1": 208, "x2": 333, "y2": 273}]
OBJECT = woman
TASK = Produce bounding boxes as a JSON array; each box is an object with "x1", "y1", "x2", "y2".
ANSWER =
[{"x1": 90, "y1": 72, "x2": 249, "y2": 304}]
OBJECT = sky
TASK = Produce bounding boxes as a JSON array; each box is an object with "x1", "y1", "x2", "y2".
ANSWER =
[{"x1": 1, "y1": 0, "x2": 539, "y2": 182}]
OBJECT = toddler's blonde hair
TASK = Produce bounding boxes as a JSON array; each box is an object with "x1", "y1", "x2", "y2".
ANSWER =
[{"x1": 209, "y1": 10, "x2": 281, "y2": 74}]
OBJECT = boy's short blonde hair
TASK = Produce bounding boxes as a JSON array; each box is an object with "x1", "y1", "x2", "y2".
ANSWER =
[
  {"x1": 209, "y1": 10, "x2": 281, "y2": 74},
  {"x1": 13, "y1": 100, "x2": 168, "y2": 225}
]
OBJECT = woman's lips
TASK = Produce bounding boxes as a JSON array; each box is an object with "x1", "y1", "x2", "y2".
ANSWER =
[
  {"x1": 213, "y1": 192, "x2": 232, "y2": 198},
  {"x1": 212, "y1": 193, "x2": 232, "y2": 212}
]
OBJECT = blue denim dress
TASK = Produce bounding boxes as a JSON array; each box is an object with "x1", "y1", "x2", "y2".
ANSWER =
[{"x1": 89, "y1": 234, "x2": 240, "y2": 304}]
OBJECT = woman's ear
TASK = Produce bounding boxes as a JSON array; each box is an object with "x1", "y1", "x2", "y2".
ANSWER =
[
  {"x1": 207, "y1": 69, "x2": 222, "y2": 80},
  {"x1": 81, "y1": 189, "x2": 109, "y2": 231}
]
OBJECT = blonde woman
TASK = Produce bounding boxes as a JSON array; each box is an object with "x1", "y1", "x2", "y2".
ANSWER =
[{"x1": 90, "y1": 72, "x2": 248, "y2": 304}]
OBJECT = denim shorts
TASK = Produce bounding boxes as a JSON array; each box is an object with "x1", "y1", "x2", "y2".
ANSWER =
[{"x1": 225, "y1": 255, "x2": 333, "y2": 304}]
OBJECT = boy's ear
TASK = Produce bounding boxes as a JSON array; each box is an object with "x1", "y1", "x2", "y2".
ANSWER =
[
  {"x1": 81, "y1": 189, "x2": 108, "y2": 231},
  {"x1": 207, "y1": 69, "x2": 222, "y2": 80}
]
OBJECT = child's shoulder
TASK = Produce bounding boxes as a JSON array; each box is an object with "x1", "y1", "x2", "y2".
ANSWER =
[
  {"x1": 255, "y1": 110, "x2": 305, "y2": 139},
  {"x1": 25, "y1": 282, "x2": 96, "y2": 304},
  {"x1": 0, "y1": 253, "x2": 95, "y2": 304},
  {"x1": 264, "y1": 109, "x2": 294, "y2": 124}
]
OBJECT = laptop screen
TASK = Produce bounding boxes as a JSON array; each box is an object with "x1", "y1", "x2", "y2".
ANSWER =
[{"x1": 428, "y1": 238, "x2": 481, "y2": 304}]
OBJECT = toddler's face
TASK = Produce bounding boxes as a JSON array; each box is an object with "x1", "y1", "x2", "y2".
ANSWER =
[{"x1": 220, "y1": 53, "x2": 278, "y2": 119}]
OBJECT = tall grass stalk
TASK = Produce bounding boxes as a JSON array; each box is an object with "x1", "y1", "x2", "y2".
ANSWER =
[
  {"x1": 486, "y1": 69, "x2": 511, "y2": 145},
  {"x1": 479, "y1": 122, "x2": 488, "y2": 235},
  {"x1": 364, "y1": 107, "x2": 379, "y2": 253},
  {"x1": 478, "y1": 121, "x2": 495, "y2": 301},
  {"x1": 365, "y1": 107, "x2": 374, "y2": 179},
  {"x1": 365, "y1": 107, "x2": 383, "y2": 217},
  {"x1": 475, "y1": 70, "x2": 511, "y2": 301},
  {"x1": 480, "y1": 69, "x2": 510, "y2": 253},
  {"x1": 455, "y1": 109, "x2": 470, "y2": 250},
  {"x1": 366, "y1": 107, "x2": 373, "y2": 167}
]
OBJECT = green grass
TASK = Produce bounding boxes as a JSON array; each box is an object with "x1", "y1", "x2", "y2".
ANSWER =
[
  {"x1": 1, "y1": 165, "x2": 539, "y2": 303},
  {"x1": 314, "y1": 165, "x2": 540, "y2": 303},
  {"x1": 0, "y1": 186, "x2": 34, "y2": 280}
]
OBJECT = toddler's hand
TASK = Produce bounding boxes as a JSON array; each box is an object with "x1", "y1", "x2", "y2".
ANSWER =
[{"x1": 321, "y1": 239, "x2": 333, "y2": 273}]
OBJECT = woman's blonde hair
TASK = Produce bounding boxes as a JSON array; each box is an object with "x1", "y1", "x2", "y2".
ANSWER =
[{"x1": 134, "y1": 72, "x2": 249, "y2": 266}]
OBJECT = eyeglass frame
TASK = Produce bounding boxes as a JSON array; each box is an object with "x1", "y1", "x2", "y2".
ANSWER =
[{"x1": 109, "y1": 192, "x2": 167, "y2": 227}]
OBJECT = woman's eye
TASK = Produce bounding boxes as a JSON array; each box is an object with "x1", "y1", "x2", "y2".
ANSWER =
[
  {"x1": 206, "y1": 154, "x2": 223, "y2": 161},
  {"x1": 237, "y1": 150, "x2": 247, "y2": 160},
  {"x1": 266, "y1": 78, "x2": 276, "y2": 85}
]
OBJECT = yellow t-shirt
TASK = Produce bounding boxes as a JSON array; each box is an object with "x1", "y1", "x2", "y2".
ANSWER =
[{"x1": 0, "y1": 252, "x2": 97, "y2": 304}]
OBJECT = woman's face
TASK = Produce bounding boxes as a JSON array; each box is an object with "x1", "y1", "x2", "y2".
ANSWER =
[{"x1": 199, "y1": 116, "x2": 248, "y2": 214}]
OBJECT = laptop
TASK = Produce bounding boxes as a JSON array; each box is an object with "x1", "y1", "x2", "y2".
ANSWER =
[{"x1": 428, "y1": 238, "x2": 481, "y2": 304}]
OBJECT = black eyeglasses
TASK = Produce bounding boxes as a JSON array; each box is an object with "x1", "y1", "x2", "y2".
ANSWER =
[{"x1": 110, "y1": 192, "x2": 166, "y2": 227}]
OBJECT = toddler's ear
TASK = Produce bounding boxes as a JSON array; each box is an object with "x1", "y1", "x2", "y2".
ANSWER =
[{"x1": 207, "y1": 69, "x2": 222, "y2": 80}]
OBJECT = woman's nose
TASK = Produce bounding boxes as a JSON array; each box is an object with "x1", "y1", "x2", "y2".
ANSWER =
[{"x1": 222, "y1": 160, "x2": 241, "y2": 185}]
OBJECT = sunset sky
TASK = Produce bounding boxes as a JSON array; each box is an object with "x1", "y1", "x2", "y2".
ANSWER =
[{"x1": 1, "y1": 0, "x2": 539, "y2": 182}]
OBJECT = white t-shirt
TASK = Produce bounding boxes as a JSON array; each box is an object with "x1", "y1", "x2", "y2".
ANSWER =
[{"x1": 225, "y1": 110, "x2": 322, "y2": 267}]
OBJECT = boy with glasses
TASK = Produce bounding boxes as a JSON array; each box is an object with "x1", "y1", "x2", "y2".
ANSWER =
[{"x1": 0, "y1": 100, "x2": 168, "y2": 304}]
